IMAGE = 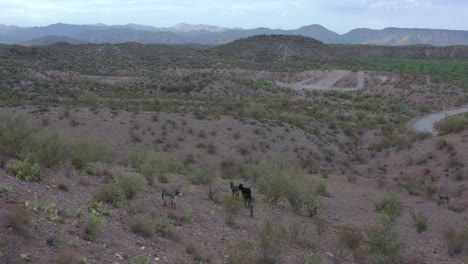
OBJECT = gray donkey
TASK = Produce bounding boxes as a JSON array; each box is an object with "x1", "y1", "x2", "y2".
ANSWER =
[
  {"x1": 229, "y1": 182, "x2": 239, "y2": 198},
  {"x1": 162, "y1": 185, "x2": 182, "y2": 209}
]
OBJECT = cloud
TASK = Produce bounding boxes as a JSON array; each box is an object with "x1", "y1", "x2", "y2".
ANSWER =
[
  {"x1": 367, "y1": 0, "x2": 431, "y2": 9},
  {"x1": 0, "y1": 0, "x2": 465, "y2": 32}
]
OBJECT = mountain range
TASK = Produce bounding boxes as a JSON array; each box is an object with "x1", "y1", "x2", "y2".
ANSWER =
[{"x1": 1, "y1": 23, "x2": 467, "y2": 46}]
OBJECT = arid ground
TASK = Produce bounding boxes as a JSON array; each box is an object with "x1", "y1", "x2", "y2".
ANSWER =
[{"x1": 1, "y1": 36, "x2": 468, "y2": 264}]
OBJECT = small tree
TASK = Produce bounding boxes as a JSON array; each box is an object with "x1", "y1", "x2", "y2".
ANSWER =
[
  {"x1": 189, "y1": 167, "x2": 219, "y2": 201},
  {"x1": 368, "y1": 223, "x2": 405, "y2": 264},
  {"x1": 254, "y1": 160, "x2": 293, "y2": 204}
]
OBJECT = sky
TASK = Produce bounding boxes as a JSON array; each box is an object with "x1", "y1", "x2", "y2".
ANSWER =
[{"x1": 0, "y1": 0, "x2": 467, "y2": 33}]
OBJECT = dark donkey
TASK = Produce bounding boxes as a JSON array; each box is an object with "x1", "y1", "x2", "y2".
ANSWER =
[
  {"x1": 162, "y1": 185, "x2": 182, "y2": 209},
  {"x1": 238, "y1": 183, "x2": 252, "y2": 207}
]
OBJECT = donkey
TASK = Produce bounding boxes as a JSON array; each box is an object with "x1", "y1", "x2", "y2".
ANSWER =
[
  {"x1": 230, "y1": 182, "x2": 239, "y2": 198},
  {"x1": 162, "y1": 185, "x2": 182, "y2": 209},
  {"x1": 238, "y1": 183, "x2": 252, "y2": 207}
]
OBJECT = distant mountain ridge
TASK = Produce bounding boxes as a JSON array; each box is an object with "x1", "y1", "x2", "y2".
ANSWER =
[{"x1": 0, "y1": 23, "x2": 467, "y2": 46}]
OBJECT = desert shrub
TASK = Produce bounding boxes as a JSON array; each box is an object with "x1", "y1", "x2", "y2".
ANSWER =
[
  {"x1": 425, "y1": 184, "x2": 439, "y2": 197},
  {"x1": 128, "y1": 214, "x2": 154, "y2": 238},
  {"x1": 435, "y1": 139, "x2": 451, "y2": 150},
  {"x1": 185, "y1": 240, "x2": 205, "y2": 262},
  {"x1": 222, "y1": 195, "x2": 242, "y2": 226},
  {"x1": 305, "y1": 196, "x2": 322, "y2": 217},
  {"x1": 442, "y1": 225, "x2": 468, "y2": 256},
  {"x1": 368, "y1": 224, "x2": 405, "y2": 264},
  {"x1": 258, "y1": 221, "x2": 284, "y2": 263},
  {"x1": 315, "y1": 182, "x2": 330, "y2": 197},
  {"x1": 374, "y1": 192, "x2": 402, "y2": 222},
  {"x1": 116, "y1": 173, "x2": 145, "y2": 199},
  {"x1": 7, "y1": 158, "x2": 41, "y2": 181},
  {"x1": 96, "y1": 182, "x2": 126, "y2": 207},
  {"x1": 410, "y1": 211, "x2": 428, "y2": 233},
  {"x1": 304, "y1": 253, "x2": 326, "y2": 264},
  {"x1": 340, "y1": 226, "x2": 364, "y2": 250},
  {"x1": 286, "y1": 221, "x2": 315, "y2": 248},
  {"x1": 401, "y1": 179, "x2": 422, "y2": 195},
  {"x1": 78, "y1": 92, "x2": 99, "y2": 107},
  {"x1": 127, "y1": 200, "x2": 151, "y2": 215},
  {"x1": 27, "y1": 132, "x2": 68, "y2": 168},
  {"x1": 69, "y1": 137, "x2": 110, "y2": 169},
  {"x1": 132, "y1": 255, "x2": 151, "y2": 264},
  {"x1": 188, "y1": 167, "x2": 219, "y2": 200},
  {"x1": 181, "y1": 212, "x2": 193, "y2": 223},
  {"x1": 57, "y1": 249, "x2": 81, "y2": 264},
  {"x1": 226, "y1": 240, "x2": 257, "y2": 264},
  {"x1": 254, "y1": 159, "x2": 320, "y2": 206},
  {"x1": 0, "y1": 113, "x2": 37, "y2": 157},
  {"x1": 6, "y1": 206, "x2": 33, "y2": 237},
  {"x1": 435, "y1": 113, "x2": 468, "y2": 135},
  {"x1": 128, "y1": 148, "x2": 184, "y2": 185},
  {"x1": 285, "y1": 172, "x2": 320, "y2": 214},
  {"x1": 154, "y1": 214, "x2": 171, "y2": 237},
  {"x1": 253, "y1": 160, "x2": 290, "y2": 204},
  {"x1": 83, "y1": 214, "x2": 105, "y2": 242}
]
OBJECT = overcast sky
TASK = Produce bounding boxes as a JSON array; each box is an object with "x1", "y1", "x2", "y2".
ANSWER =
[{"x1": 0, "y1": 0, "x2": 466, "y2": 33}]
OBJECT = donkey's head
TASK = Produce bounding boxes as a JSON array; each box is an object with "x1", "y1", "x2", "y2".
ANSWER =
[{"x1": 175, "y1": 185, "x2": 183, "y2": 196}]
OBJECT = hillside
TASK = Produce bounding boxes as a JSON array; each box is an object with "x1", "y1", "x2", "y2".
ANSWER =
[
  {"x1": 342, "y1": 27, "x2": 468, "y2": 46},
  {"x1": 1, "y1": 23, "x2": 468, "y2": 46},
  {"x1": 23, "y1": 36, "x2": 86, "y2": 46},
  {"x1": 1, "y1": 40, "x2": 468, "y2": 263},
  {"x1": 208, "y1": 35, "x2": 332, "y2": 62}
]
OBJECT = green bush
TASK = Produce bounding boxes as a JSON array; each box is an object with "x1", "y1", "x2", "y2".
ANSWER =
[
  {"x1": 132, "y1": 255, "x2": 150, "y2": 264},
  {"x1": 253, "y1": 160, "x2": 295, "y2": 204},
  {"x1": 128, "y1": 148, "x2": 184, "y2": 185},
  {"x1": 84, "y1": 214, "x2": 105, "y2": 242},
  {"x1": 7, "y1": 158, "x2": 41, "y2": 181},
  {"x1": 222, "y1": 195, "x2": 242, "y2": 226},
  {"x1": 368, "y1": 224, "x2": 405, "y2": 264},
  {"x1": 28, "y1": 132, "x2": 68, "y2": 168},
  {"x1": 0, "y1": 113, "x2": 37, "y2": 157},
  {"x1": 374, "y1": 193, "x2": 402, "y2": 222},
  {"x1": 96, "y1": 183, "x2": 126, "y2": 207},
  {"x1": 304, "y1": 253, "x2": 326, "y2": 264},
  {"x1": 401, "y1": 179, "x2": 422, "y2": 196},
  {"x1": 78, "y1": 92, "x2": 99, "y2": 107},
  {"x1": 435, "y1": 113, "x2": 468, "y2": 135},
  {"x1": 253, "y1": 160, "x2": 324, "y2": 213},
  {"x1": 258, "y1": 221, "x2": 284, "y2": 263},
  {"x1": 443, "y1": 226, "x2": 468, "y2": 256},
  {"x1": 154, "y1": 214, "x2": 171, "y2": 237},
  {"x1": 305, "y1": 196, "x2": 322, "y2": 217},
  {"x1": 69, "y1": 137, "x2": 110, "y2": 169},
  {"x1": 188, "y1": 167, "x2": 219, "y2": 200},
  {"x1": 128, "y1": 214, "x2": 154, "y2": 238},
  {"x1": 285, "y1": 174, "x2": 320, "y2": 213},
  {"x1": 339, "y1": 226, "x2": 364, "y2": 250},
  {"x1": 116, "y1": 173, "x2": 145, "y2": 199},
  {"x1": 410, "y1": 211, "x2": 428, "y2": 233}
]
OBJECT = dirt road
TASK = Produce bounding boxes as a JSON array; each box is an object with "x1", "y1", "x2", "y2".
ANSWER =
[
  {"x1": 276, "y1": 70, "x2": 364, "y2": 91},
  {"x1": 408, "y1": 105, "x2": 468, "y2": 135}
]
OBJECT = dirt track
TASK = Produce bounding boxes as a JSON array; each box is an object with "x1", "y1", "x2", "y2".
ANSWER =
[
  {"x1": 276, "y1": 70, "x2": 364, "y2": 91},
  {"x1": 408, "y1": 104, "x2": 468, "y2": 135}
]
